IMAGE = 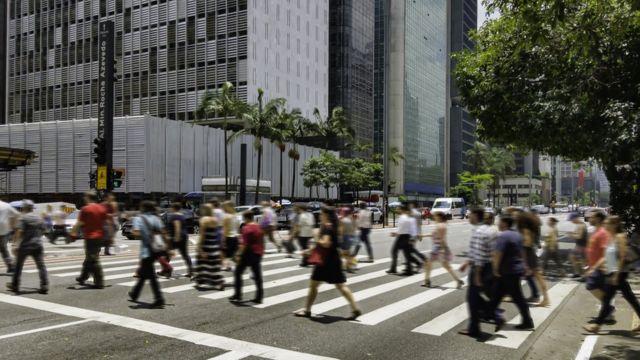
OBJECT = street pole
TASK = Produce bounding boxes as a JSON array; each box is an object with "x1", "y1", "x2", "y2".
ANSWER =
[{"x1": 98, "y1": 21, "x2": 115, "y2": 193}]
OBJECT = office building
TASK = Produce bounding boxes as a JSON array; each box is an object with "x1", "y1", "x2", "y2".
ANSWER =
[
  {"x1": 449, "y1": 0, "x2": 477, "y2": 186},
  {"x1": 376, "y1": 0, "x2": 450, "y2": 199},
  {"x1": 373, "y1": 0, "x2": 386, "y2": 156},
  {"x1": 329, "y1": 0, "x2": 374, "y2": 155},
  {"x1": 0, "y1": 1, "x2": 7, "y2": 123},
  {"x1": 5, "y1": 0, "x2": 327, "y2": 124}
]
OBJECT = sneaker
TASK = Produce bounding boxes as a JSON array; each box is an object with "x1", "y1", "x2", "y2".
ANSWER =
[
  {"x1": 229, "y1": 296, "x2": 242, "y2": 303},
  {"x1": 127, "y1": 291, "x2": 138, "y2": 302},
  {"x1": 38, "y1": 286, "x2": 49, "y2": 295},
  {"x1": 75, "y1": 277, "x2": 86, "y2": 286}
]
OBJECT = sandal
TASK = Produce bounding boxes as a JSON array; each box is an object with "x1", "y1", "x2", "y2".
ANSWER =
[
  {"x1": 583, "y1": 324, "x2": 600, "y2": 333},
  {"x1": 347, "y1": 309, "x2": 362, "y2": 321},
  {"x1": 293, "y1": 310, "x2": 311, "y2": 318},
  {"x1": 421, "y1": 280, "x2": 432, "y2": 288}
]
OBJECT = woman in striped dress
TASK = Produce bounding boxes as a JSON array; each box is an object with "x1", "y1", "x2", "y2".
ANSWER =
[{"x1": 193, "y1": 204, "x2": 225, "y2": 291}]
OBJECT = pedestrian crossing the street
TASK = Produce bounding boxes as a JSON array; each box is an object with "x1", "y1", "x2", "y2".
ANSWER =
[{"x1": 19, "y1": 251, "x2": 580, "y2": 351}]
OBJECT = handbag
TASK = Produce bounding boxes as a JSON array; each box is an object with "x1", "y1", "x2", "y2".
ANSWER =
[
  {"x1": 141, "y1": 215, "x2": 167, "y2": 253},
  {"x1": 308, "y1": 247, "x2": 326, "y2": 266}
]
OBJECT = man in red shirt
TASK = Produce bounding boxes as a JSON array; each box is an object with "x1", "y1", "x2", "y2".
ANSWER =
[
  {"x1": 585, "y1": 210, "x2": 609, "y2": 301},
  {"x1": 71, "y1": 191, "x2": 110, "y2": 289},
  {"x1": 230, "y1": 211, "x2": 264, "y2": 304}
]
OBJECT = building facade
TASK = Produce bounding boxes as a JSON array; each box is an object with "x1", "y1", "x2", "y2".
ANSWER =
[
  {"x1": 449, "y1": 0, "x2": 477, "y2": 186},
  {"x1": 373, "y1": 0, "x2": 387, "y2": 156},
  {"x1": 0, "y1": 115, "x2": 337, "y2": 201},
  {"x1": 329, "y1": 0, "x2": 374, "y2": 155},
  {"x1": 384, "y1": 0, "x2": 450, "y2": 199},
  {"x1": 5, "y1": 0, "x2": 327, "y2": 124}
]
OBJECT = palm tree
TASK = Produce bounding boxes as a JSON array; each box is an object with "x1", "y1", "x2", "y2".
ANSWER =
[
  {"x1": 269, "y1": 102, "x2": 301, "y2": 205},
  {"x1": 285, "y1": 110, "x2": 312, "y2": 199},
  {"x1": 485, "y1": 147, "x2": 515, "y2": 207},
  {"x1": 466, "y1": 142, "x2": 488, "y2": 174},
  {"x1": 234, "y1": 88, "x2": 284, "y2": 204},
  {"x1": 388, "y1": 146, "x2": 405, "y2": 166},
  {"x1": 312, "y1": 106, "x2": 355, "y2": 151},
  {"x1": 196, "y1": 81, "x2": 248, "y2": 199}
]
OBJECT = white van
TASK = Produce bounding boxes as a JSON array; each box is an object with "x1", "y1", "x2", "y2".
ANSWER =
[{"x1": 431, "y1": 198, "x2": 466, "y2": 219}]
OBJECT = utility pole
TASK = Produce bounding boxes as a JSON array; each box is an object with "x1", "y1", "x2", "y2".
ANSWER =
[{"x1": 95, "y1": 20, "x2": 115, "y2": 194}]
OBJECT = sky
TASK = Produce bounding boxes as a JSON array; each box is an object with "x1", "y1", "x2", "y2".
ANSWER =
[{"x1": 478, "y1": 2, "x2": 500, "y2": 26}]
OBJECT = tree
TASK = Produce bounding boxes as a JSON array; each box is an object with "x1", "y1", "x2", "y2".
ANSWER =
[
  {"x1": 196, "y1": 81, "x2": 248, "y2": 199},
  {"x1": 484, "y1": 147, "x2": 515, "y2": 208},
  {"x1": 270, "y1": 102, "x2": 300, "y2": 205},
  {"x1": 456, "y1": 171, "x2": 494, "y2": 206},
  {"x1": 388, "y1": 146, "x2": 405, "y2": 167},
  {"x1": 312, "y1": 106, "x2": 355, "y2": 151},
  {"x1": 455, "y1": 0, "x2": 640, "y2": 230},
  {"x1": 234, "y1": 88, "x2": 284, "y2": 204},
  {"x1": 301, "y1": 156, "x2": 325, "y2": 199},
  {"x1": 465, "y1": 142, "x2": 488, "y2": 174},
  {"x1": 286, "y1": 111, "x2": 314, "y2": 199}
]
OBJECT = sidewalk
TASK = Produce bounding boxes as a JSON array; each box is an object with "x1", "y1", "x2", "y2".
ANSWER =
[{"x1": 526, "y1": 273, "x2": 640, "y2": 360}]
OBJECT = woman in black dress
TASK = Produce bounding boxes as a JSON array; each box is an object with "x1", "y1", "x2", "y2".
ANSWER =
[
  {"x1": 166, "y1": 202, "x2": 193, "y2": 277},
  {"x1": 294, "y1": 207, "x2": 361, "y2": 319}
]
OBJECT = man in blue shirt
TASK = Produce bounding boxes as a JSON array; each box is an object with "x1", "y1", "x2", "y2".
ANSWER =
[
  {"x1": 490, "y1": 215, "x2": 534, "y2": 331},
  {"x1": 129, "y1": 201, "x2": 165, "y2": 308}
]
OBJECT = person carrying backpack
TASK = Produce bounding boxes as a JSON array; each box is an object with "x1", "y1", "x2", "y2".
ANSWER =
[{"x1": 129, "y1": 201, "x2": 166, "y2": 308}]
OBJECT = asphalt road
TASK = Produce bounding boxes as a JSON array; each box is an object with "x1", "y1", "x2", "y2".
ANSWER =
[{"x1": 1, "y1": 217, "x2": 638, "y2": 360}]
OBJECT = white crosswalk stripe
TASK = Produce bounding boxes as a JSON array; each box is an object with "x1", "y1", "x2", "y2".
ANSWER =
[
  {"x1": 29, "y1": 250, "x2": 582, "y2": 351},
  {"x1": 306, "y1": 267, "x2": 455, "y2": 315},
  {"x1": 484, "y1": 282, "x2": 578, "y2": 349}
]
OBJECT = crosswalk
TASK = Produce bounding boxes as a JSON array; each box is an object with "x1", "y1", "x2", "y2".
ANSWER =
[{"x1": 23, "y1": 251, "x2": 580, "y2": 351}]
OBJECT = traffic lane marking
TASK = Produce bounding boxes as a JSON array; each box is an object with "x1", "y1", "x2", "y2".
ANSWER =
[
  {"x1": 0, "y1": 294, "x2": 336, "y2": 360},
  {"x1": 574, "y1": 335, "x2": 598, "y2": 360},
  {"x1": 0, "y1": 319, "x2": 92, "y2": 340},
  {"x1": 208, "y1": 351, "x2": 250, "y2": 360}
]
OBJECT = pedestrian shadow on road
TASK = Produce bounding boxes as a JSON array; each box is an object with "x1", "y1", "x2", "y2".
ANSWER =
[
  {"x1": 128, "y1": 301, "x2": 172, "y2": 310},
  {"x1": 308, "y1": 314, "x2": 346, "y2": 325},
  {"x1": 66, "y1": 285, "x2": 113, "y2": 290}
]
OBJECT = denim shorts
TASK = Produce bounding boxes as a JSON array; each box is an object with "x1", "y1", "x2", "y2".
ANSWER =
[
  {"x1": 586, "y1": 269, "x2": 605, "y2": 291},
  {"x1": 340, "y1": 235, "x2": 354, "y2": 251}
]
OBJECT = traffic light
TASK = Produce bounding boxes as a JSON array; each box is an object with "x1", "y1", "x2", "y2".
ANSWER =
[
  {"x1": 112, "y1": 168, "x2": 125, "y2": 188},
  {"x1": 89, "y1": 170, "x2": 97, "y2": 189},
  {"x1": 112, "y1": 59, "x2": 118, "y2": 82},
  {"x1": 93, "y1": 137, "x2": 106, "y2": 164}
]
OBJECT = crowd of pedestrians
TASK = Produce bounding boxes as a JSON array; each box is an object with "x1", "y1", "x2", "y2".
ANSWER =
[{"x1": 2, "y1": 193, "x2": 639, "y2": 335}]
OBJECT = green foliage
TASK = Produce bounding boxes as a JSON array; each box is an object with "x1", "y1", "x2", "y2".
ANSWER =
[
  {"x1": 453, "y1": 171, "x2": 494, "y2": 205},
  {"x1": 312, "y1": 107, "x2": 355, "y2": 151},
  {"x1": 455, "y1": 0, "x2": 640, "y2": 229}
]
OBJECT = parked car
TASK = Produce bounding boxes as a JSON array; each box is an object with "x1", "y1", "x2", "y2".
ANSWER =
[
  {"x1": 276, "y1": 207, "x2": 296, "y2": 229},
  {"x1": 365, "y1": 207, "x2": 384, "y2": 224},
  {"x1": 160, "y1": 208, "x2": 199, "y2": 234},
  {"x1": 235, "y1": 205, "x2": 263, "y2": 225},
  {"x1": 531, "y1": 205, "x2": 550, "y2": 214},
  {"x1": 64, "y1": 210, "x2": 82, "y2": 239}
]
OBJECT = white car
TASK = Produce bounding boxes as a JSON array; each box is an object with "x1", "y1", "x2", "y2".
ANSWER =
[
  {"x1": 531, "y1": 205, "x2": 550, "y2": 214},
  {"x1": 64, "y1": 210, "x2": 82, "y2": 238},
  {"x1": 234, "y1": 205, "x2": 263, "y2": 225},
  {"x1": 366, "y1": 207, "x2": 383, "y2": 224}
]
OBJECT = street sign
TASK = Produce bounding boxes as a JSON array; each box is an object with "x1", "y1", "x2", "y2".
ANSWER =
[{"x1": 97, "y1": 165, "x2": 107, "y2": 190}]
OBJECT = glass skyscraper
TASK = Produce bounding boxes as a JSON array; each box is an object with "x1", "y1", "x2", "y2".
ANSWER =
[
  {"x1": 380, "y1": 0, "x2": 449, "y2": 199},
  {"x1": 329, "y1": 0, "x2": 374, "y2": 155}
]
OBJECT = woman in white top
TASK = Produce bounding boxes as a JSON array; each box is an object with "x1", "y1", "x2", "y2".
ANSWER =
[
  {"x1": 423, "y1": 213, "x2": 463, "y2": 289},
  {"x1": 584, "y1": 216, "x2": 640, "y2": 333},
  {"x1": 222, "y1": 201, "x2": 241, "y2": 271}
]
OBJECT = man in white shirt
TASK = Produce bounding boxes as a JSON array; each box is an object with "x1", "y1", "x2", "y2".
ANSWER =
[
  {"x1": 388, "y1": 205, "x2": 418, "y2": 275},
  {"x1": 0, "y1": 200, "x2": 20, "y2": 273},
  {"x1": 354, "y1": 203, "x2": 374, "y2": 262},
  {"x1": 293, "y1": 204, "x2": 315, "y2": 267}
]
